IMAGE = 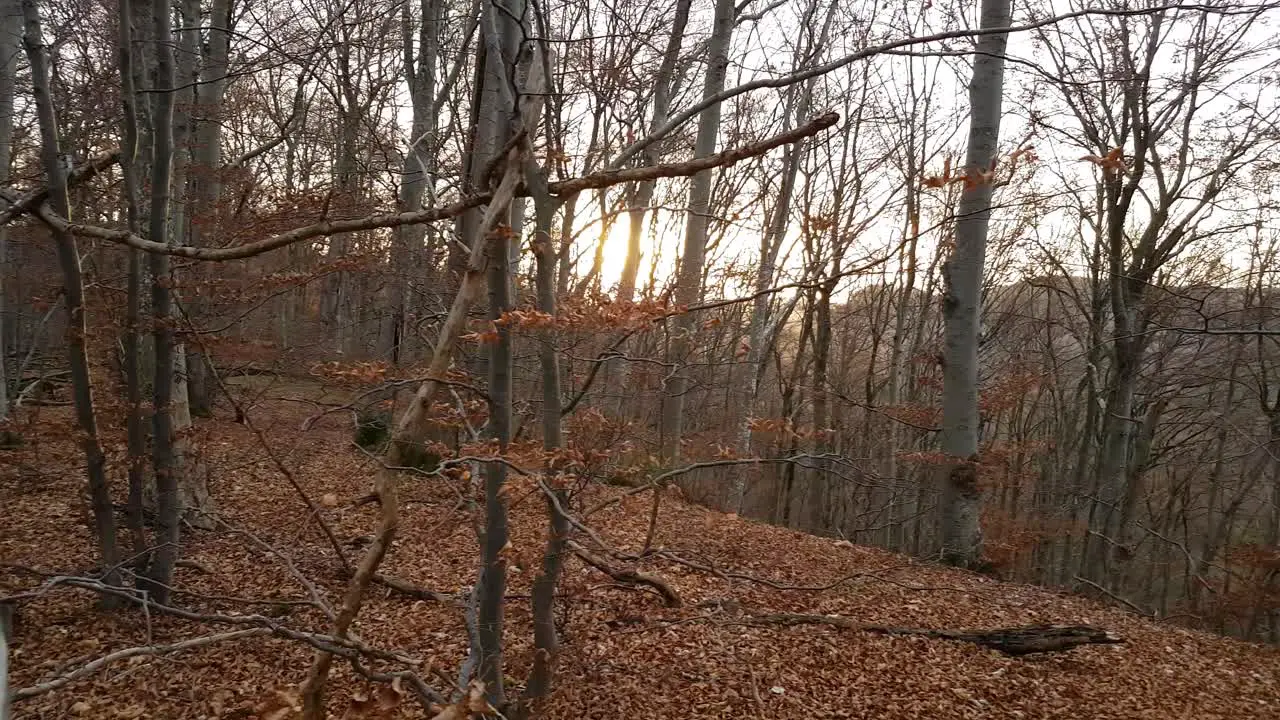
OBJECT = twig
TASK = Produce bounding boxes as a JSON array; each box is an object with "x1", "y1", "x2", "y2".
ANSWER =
[
  {"x1": 0, "y1": 150, "x2": 120, "y2": 226},
  {"x1": 1072, "y1": 575, "x2": 1150, "y2": 616},
  {"x1": 14, "y1": 629, "x2": 267, "y2": 700}
]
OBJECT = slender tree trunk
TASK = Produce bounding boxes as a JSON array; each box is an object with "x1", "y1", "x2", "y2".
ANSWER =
[
  {"x1": 731, "y1": 80, "x2": 813, "y2": 513},
  {"x1": 22, "y1": 0, "x2": 122, "y2": 599},
  {"x1": 479, "y1": 209, "x2": 512, "y2": 707},
  {"x1": 117, "y1": 0, "x2": 149, "y2": 560},
  {"x1": 184, "y1": 0, "x2": 231, "y2": 416},
  {"x1": 388, "y1": 0, "x2": 440, "y2": 364},
  {"x1": 140, "y1": 0, "x2": 182, "y2": 603},
  {"x1": 938, "y1": 0, "x2": 1010, "y2": 568},
  {"x1": 1085, "y1": 331, "x2": 1141, "y2": 581},
  {"x1": 659, "y1": 0, "x2": 734, "y2": 463},
  {"x1": 0, "y1": 0, "x2": 18, "y2": 439},
  {"x1": 808, "y1": 281, "x2": 835, "y2": 532},
  {"x1": 518, "y1": 144, "x2": 568, "y2": 713},
  {"x1": 157, "y1": 0, "x2": 211, "y2": 530},
  {"x1": 472, "y1": 0, "x2": 528, "y2": 705}
]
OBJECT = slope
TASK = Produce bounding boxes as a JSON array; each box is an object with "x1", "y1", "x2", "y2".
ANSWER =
[{"x1": 1, "y1": 401, "x2": 1277, "y2": 719}]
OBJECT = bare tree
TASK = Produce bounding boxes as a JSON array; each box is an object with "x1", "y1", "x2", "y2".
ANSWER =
[
  {"x1": 937, "y1": 0, "x2": 1011, "y2": 568},
  {"x1": 660, "y1": 0, "x2": 737, "y2": 464},
  {"x1": 20, "y1": 0, "x2": 122, "y2": 598}
]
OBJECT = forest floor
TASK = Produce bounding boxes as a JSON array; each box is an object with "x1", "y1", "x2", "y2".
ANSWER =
[{"x1": 2, "y1": 398, "x2": 1279, "y2": 719}]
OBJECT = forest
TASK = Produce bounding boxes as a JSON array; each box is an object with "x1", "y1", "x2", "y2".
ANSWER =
[{"x1": 1, "y1": 0, "x2": 1280, "y2": 716}]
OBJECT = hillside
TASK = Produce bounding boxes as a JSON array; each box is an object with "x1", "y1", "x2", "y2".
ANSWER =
[{"x1": 2, "y1": 403, "x2": 1277, "y2": 719}]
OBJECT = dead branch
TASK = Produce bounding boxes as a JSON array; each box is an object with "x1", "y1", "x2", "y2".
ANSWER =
[
  {"x1": 567, "y1": 540, "x2": 681, "y2": 608},
  {"x1": 374, "y1": 573, "x2": 457, "y2": 604},
  {"x1": 1072, "y1": 575, "x2": 1150, "y2": 616},
  {"x1": 739, "y1": 614, "x2": 1125, "y2": 656},
  {"x1": 14, "y1": 629, "x2": 268, "y2": 700},
  {"x1": 0, "y1": 150, "x2": 119, "y2": 226},
  {"x1": 22, "y1": 113, "x2": 838, "y2": 262}
]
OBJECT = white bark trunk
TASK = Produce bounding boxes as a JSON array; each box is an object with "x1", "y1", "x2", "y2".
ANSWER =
[{"x1": 938, "y1": 0, "x2": 1010, "y2": 567}]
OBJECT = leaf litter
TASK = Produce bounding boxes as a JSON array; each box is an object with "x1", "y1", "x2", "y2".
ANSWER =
[{"x1": 1, "y1": 402, "x2": 1277, "y2": 719}]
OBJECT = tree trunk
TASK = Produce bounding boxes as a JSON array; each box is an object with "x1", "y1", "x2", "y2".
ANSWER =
[
  {"x1": 21, "y1": 0, "x2": 122, "y2": 599},
  {"x1": 0, "y1": 0, "x2": 16, "y2": 436},
  {"x1": 473, "y1": 0, "x2": 527, "y2": 706},
  {"x1": 659, "y1": 0, "x2": 735, "y2": 463},
  {"x1": 519, "y1": 146, "x2": 568, "y2": 713},
  {"x1": 183, "y1": 0, "x2": 231, "y2": 416},
  {"x1": 140, "y1": 0, "x2": 182, "y2": 603},
  {"x1": 731, "y1": 75, "x2": 814, "y2": 513},
  {"x1": 117, "y1": 0, "x2": 149, "y2": 560},
  {"x1": 938, "y1": 0, "x2": 1010, "y2": 568}
]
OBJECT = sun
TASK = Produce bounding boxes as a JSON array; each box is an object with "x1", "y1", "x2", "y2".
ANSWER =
[{"x1": 599, "y1": 213, "x2": 634, "y2": 292}]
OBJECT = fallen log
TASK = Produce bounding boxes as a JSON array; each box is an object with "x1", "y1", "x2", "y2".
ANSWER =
[{"x1": 747, "y1": 614, "x2": 1124, "y2": 656}]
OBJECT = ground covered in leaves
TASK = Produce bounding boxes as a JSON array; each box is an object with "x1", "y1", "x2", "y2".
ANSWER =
[{"x1": 2, "y1": 400, "x2": 1278, "y2": 719}]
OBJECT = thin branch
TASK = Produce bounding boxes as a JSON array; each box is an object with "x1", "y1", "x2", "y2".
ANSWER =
[
  {"x1": 23, "y1": 113, "x2": 839, "y2": 261},
  {"x1": 14, "y1": 629, "x2": 268, "y2": 700},
  {"x1": 0, "y1": 150, "x2": 119, "y2": 226}
]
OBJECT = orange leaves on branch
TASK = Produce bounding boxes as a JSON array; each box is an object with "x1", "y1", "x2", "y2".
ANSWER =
[
  {"x1": 562, "y1": 296, "x2": 676, "y2": 330},
  {"x1": 879, "y1": 404, "x2": 941, "y2": 429},
  {"x1": 461, "y1": 324, "x2": 502, "y2": 345},
  {"x1": 745, "y1": 416, "x2": 827, "y2": 443},
  {"x1": 806, "y1": 211, "x2": 838, "y2": 235},
  {"x1": 923, "y1": 155, "x2": 956, "y2": 188},
  {"x1": 495, "y1": 308, "x2": 557, "y2": 330},
  {"x1": 310, "y1": 360, "x2": 390, "y2": 385},
  {"x1": 922, "y1": 145, "x2": 1039, "y2": 190},
  {"x1": 978, "y1": 369, "x2": 1041, "y2": 414},
  {"x1": 1080, "y1": 147, "x2": 1127, "y2": 176}
]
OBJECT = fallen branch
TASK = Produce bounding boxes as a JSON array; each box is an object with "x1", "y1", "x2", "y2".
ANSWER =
[
  {"x1": 14, "y1": 629, "x2": 267, "y2": 700},
  {"x1": 741, "y1": 614, "x2": 1125, "y2": 656},
  {"x1": 568, "y1": 540, "x2": 681, "y2": 608},
  {"x1": 374, "y1": 573, "x2": 458, "y2": 605}
]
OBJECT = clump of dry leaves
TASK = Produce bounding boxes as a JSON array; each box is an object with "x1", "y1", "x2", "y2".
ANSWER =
[{"x1": 1, "y1": 402, "x2": 1277, "y2": 719}]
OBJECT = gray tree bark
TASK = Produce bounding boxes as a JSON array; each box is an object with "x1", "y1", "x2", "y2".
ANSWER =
[
  {"x1": 730, "y1": 26, "x2": 826, "y2": 511},
  {"x1": 387, "y1": 0, "x2": 441, "y2": 364},
  {"x1": 659, "y1": 0, "x2": 736, "y2": 464},
  {"x1": 21, "y1": 0, "x2": 123, "y2": 598},
  {"x1": 0, "y1": 0, "x2": 18, "y2": 436},
  {"x1": 139, "y1": 0, "x2": 183, "y2": 603},
  {"x1": 938, "y1": 0, "x2": 1010, "y2": 568},
  {"x1": 520, "y1": 144, "x2": 567, "y2": 711},
  {"x1": 473, "y1": 0, "x2": 533, "y2": 706},
  {"x1": 117, "y1": 0, "x2": 149, "y2": 560},
  {"x1": 183, "y1": 0, "x2": 231, "y2": 416}
]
